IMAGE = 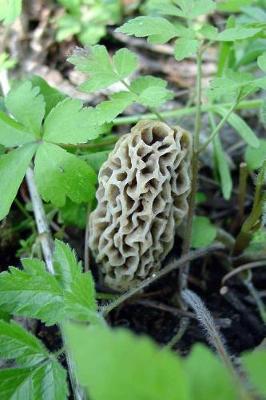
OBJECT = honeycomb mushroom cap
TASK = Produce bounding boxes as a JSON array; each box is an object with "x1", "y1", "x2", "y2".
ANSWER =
[{"x1": 89, "y1": 120, "x2": 192, "y2": 291}]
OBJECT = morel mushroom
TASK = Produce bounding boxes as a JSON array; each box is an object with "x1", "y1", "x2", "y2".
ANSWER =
[{"x1": 89, "y1": 120, "x2": 191, "y2": 291}]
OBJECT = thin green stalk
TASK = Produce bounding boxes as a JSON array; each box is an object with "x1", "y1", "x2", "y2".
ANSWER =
[
  {"x1": 179, "y1": 46, "x2": 203, "y2": 292},
  {"x1": 112, "y1": 99, "x2": 262, "y2": 126},
  {"x1": 198, "y1": 98, "x2": 239, "y2": 153}
]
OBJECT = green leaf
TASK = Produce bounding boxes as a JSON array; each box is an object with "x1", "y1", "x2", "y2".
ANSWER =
[
  {"x1": 0, "y1": 0, "x2": 22, "y2": 25},
  {"x1": 54, "y1": 240, "x2": 98, "y2": 322},
  {"x1": 208, "y1": 71, "x2": 256, "y2": 101},
  {"x1": 130, "y1": 76, "x2": 173, "y2": 108},
  {"x1": 257, "y1": 52, "x2": 266, "y2": 72},
  {"x1": 198, "y1": 24, "x2": 218, "y2": 40},
  {"x1": 192, "y1": 216, "x2": 217, "y2": 248},
  {"x1": 83, "y1": 150, "x2": 109, "y2": 172},
  {"x1": 5, "y1": 81, "x2": 45, "y2": 136},
  {"x1": 174, "y1": 38, "x2": 199, "y2": 61},
  {"x1": 66, "y1": 324, "x2": 190, "y2": 400},
  {"x1": 0, "y1": 320, "x2": 48, "y2": 365},
  {"x1": 242, "y1": 350, "x2": 266, "y2": 397},
  {"x1": 113, "y1": 48, "x2": 138, "y2": 80},
  {"x1": 174, "y1": 0, "x2": 216, "y2": 19},
  {"x1": 0, "y1": 360, "x2": 68, "y2": 400},
  {"x1": 215, "y1": 107, "x2": 259, "y2": 148},
  {"x1": 260, "y1": 100, "x2": 266, "y2": 127},
  {"x1": 68, "y1": 46, "x2": 137, "y2": 93},
  {"x1": 245, "y1": 139, "x2": 266, "y2": 170},
  {"x1": 34, "y1": 142, "x2": 97, "y2": 207},
  {"x1": 0, "y1": 143, "x2": 37, "y2": 220},
  {"x1": 95, "y1": 91, "x2": 136, "y2": 124},
  {"x1": 217, "y1": 26, "x2": 262, "y2": 41},
  {"x1": 0, "y1": 111, "x2": 35, "y2": 147},
  {"x1": 213, "y1": 135, "x2": 233, "y2": 200},
  {"x1": 116, "y1": 16, "x2": 178, "y2": 44},
  {"x1": 43, "y1": 98, "x2": 100, "y2": 144},
  {"x1": 30, "y1": 76, "x2": 67, "y2": 117},
  {"x1": 58, "y1": 199, "x2": 87, "y2": 229},
  {"x1": 185, "y1": 345, "x2": 237, "y2": 400},
  {"x1": 217, "y1": 0, "x2": 253, "y2": 12},
  {"x1": 0, "y1": 258, "x2": 65, "y2": 325}
]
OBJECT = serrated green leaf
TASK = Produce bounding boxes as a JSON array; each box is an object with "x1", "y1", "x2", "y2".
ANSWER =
[
  {"x1": 257, "y1": 52, "x2": 266, "y2": 72},
  {"x1": 0, "y1": 258, "x2": 65, "y2": 325},
  {"x1": 213, "y1": 135, "x2": 232, "y2": 200},
  {"x1": 245, "y1": 139, "x2": 266, "y2": 170},
  {"x1": 0, "y1": 320, "x2": 48, "y2": 366},
  {"x1": 242, "y1": 350, "x2": 266, "y2": 397},
  {"x1": 130, "y1": 76, "x2": 173, "y2": 107},
  {"x1": 43, "y1": 98, "x2": 100, "y2": 144},
  {"x1": 0, "y1": 0, "x2": 22, "y2": 25},
  {"x1": 0, "y1": 360, "x2": 68, "y2": 400},
  {"x1": 0, "y1": 143, "x2": 37, "y2": 220},
  {"x1": 53, "y1": 239, "x2": 82, "y2": 290},
  {"x1": 95, "y1": 91, "x2": 136, "y2": 124},
  {"x1": 217, "y1": 26, "x2": 262, "y2": 41},
  {"x1": 113, "y1": 48, "x2": 138, "y2": 80},
  {"x1": 215, "y1": 107, "x2": 259, "y2": 148},
  {"x1": 5, "y1": 81, "x2": 45, "y2": 136},
  {"x1": 174, "y1": 0, "x2": 216, "y2": 19},
  {"x1": 68, "y1": 45, "x2": 116, "y2": 91},
  {"x1": 174, "y1": 38, "x2": 199, "y2": 61},
  {"x1": 184, "y1": 345, "x2": 237, "y2": 400},
  {"x1": 116, "y1": 16, "x2": 178, "y2": 44},
  {"x1": 34, "y1": 142, "x2": 96, "y2": 207},
  {"x1": 33, "y1": 359, "x2": 68, "y2": 400},
  {"x1": 54, "y1": 240, "x2": 98, "y2": 323},
  {"x1": 0, "y1": 111, "x2": 35, "y2": 147},
  {"x1": 66, "y1": 324, "x2": 190, "y2": 400},
  {"x1": 192, "y1": 216, "x2": 217, "y2": 248},
  {"x1": 30, "y1": 76, "x2": 67, "y2": 117}
]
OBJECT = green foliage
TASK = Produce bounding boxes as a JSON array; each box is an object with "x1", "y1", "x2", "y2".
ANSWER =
[
  {"x1": 5, "y1": 81, "x2": 45, "y2": 136},
  {"x1": 56, "y1": 0, "x2": 121, "y2": 46},
  {"x1": 66, "y1": 323, "x2": 190, "y2": 400},
  {"x1": 191, "y1": 216, "x2": 217, "y2": 248},
  {"x1": 69, "y1": 46, "x2": 138, "y2": 93},
  {"x1": 0, "y1": 320, "x2": 48, "y2": 365},
  {"x1": 242, "y1": 350, "x2": 266, "y2": 397},
  {"x1": 0, "y1": 240, "x2": 98, "y2": 325},
  {"x1": 0, "y1": 80, "x2": 102, "y2": 219},
  {"x1": 184, "y1": 345, "x2": 237, "y2": 399},
  {"x1": 0, "y1": 358, "x2": 68, "y2": 400},
  {"x1": 213, "y1": 135, "x2": 233, "y2": 200},
  {"x1": 0, "y1": 144, "x2": 37, "y2": 220},
  {"x1": 245, "y1": 139, "x2": 266, "y2": 170},
  {"x1": 0, "y1": 52, "x2": 16, "y2": 71},
  {"x1": 0, "y1": 0, "x2": 22, "y2": 25}
]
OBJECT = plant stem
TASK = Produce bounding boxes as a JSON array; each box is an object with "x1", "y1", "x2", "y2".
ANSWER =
[
  {"x1": 179, "y1": 47, "x2": 203, "y2": 292},
  {"x1": 198, "y1": 98, "x2": 239, "y2": 153},
  {"x1": 113, "y1": 99, "x2": 262, "y2": 126},
  {"x1": 238, "y1": 162, "x2": 248, "y2": 222}
]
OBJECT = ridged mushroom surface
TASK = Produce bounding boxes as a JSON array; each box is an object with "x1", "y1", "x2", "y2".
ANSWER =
[{"x1": 89, "y1": 120, "x2": 191, "y2": 291}]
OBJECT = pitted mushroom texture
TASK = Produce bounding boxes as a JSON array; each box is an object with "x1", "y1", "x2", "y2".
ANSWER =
[{"x1": 89, "y1": 120, "x2": 191, "y2": 291}]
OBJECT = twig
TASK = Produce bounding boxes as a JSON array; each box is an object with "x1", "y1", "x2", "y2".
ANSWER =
[
  {"x1": 101, "y1": 244, "x2": 223, "y2": 316},
  {"x1": 221, "y1": 260, "x2": 266, "y2": 285}
]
